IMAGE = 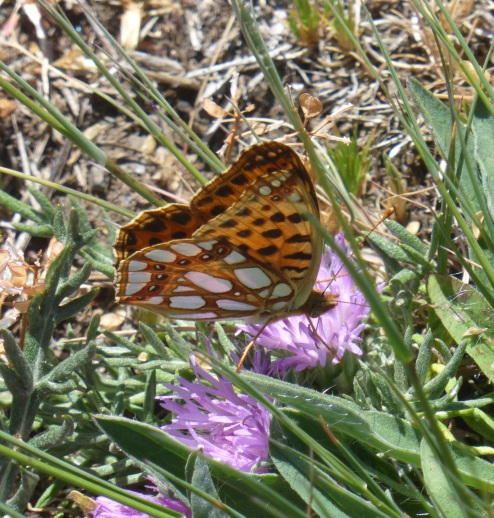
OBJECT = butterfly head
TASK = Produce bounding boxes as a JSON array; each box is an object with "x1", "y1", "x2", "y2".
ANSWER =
[{"x1": 293, "y1": 289, "x2": 339, "y2": 319}]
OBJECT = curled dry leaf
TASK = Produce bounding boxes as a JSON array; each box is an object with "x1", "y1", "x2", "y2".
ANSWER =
[
  {"x1": 0, "y1": 237, "x2": 65, "y2": 327},
  {"x1": 203, "y1": 98, "x2": 230, "y2": 118},
  {"x1": 299, "y1": 93, "x2": 323, "y2": 120}
]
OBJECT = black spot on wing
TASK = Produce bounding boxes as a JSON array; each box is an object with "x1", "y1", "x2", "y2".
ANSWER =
[
  {"x1": 142, "y1": 218, "x2": 166, "y2": 232},
  {"x1": 287, "y1": 213, "x2": 303, "y2": 224},
  {"x1": 283, "y1": 251, "x2": 312, "y2": 261},
  {"x1": 270, "y1": 212, "x2": 285, "y2": 223},
  {"x1": 258, "y1": 245, "x2": 278, "y2": 256},
  {"x1": 262, "y1": 229, "x2": 283, "y2": 239},
  {"x1": 215, "y1": 184, "x2": 235, "y2": 198},
  {"x1": 286, "y1": 234, "x2": 311, "y2": 243},
  {"x1": 171, "y1": 211, "x2": 192, "y2": 225},
  {"x1": 211, "y1": 205, "x2": 225, "y2": 217}
]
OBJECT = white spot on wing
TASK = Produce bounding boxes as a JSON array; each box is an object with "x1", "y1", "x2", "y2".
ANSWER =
[
  {"x1": 234, "y1": 268, "x2": 271, "y2": 289},
  {"x1": 269, "y1": 283, "x2": 292, "y2": 299},
  {"x1": 271, "y1": 179, "x2": 281, "y2": 187},
  {"x1": 287, "y1": 191, "x2": 302, "y2": 203},
  {"x1": 169, "y1": 296, "x2": 206, "y2": 309},
  {"x1": 128, "y1": 272, "x2": 152, "y2": 284},
  {"x1": 198, "y1": 240, "x2": 218, "y2": 250},
  {"x1": 170, "y1": 243, "x2": 201, "y2": 256},
  {"x1": 125, "y1": 283, "x2": 143, "y2": 296},
  {"x1": 128, "y1": 261, "x2": 147, "y2": 271},
  {"x1": 172, "y1": 312, "x2": 218, "y2": 319},
  {"x1": 173, "y1": 286, "x2": 195, "y2": 293},
  {"x1": 216, "y1": 300, "x2": 257, "y2": 311},
  {"x1": 145, "y1": 296, "x2": 164, "y2": 305},
  {"x1": 259, "y1": 185, "x2": 272, "y2": 196},
  {"x1": 185, "y1": 272, "x2": 233, "y2": 293},
  {"x1": 224, "y1": 251, "x2": 246, "y2": 265},
  {"x1": 145, "y1": 249, "x2": 176, "y2": 263}
]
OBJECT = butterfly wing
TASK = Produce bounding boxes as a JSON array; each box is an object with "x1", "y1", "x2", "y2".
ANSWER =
[
  {"x1": 114, "y1": 205, "x2": 203, "y2": 266},
  {"x1": 115, "y1": 235, "x2": 299, "y2": 319},
  {"x1": 114, "y1": 142, "x2": 322, "y2": 319}
]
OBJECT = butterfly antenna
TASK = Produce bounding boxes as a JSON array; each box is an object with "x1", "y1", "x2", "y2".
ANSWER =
[
  {"x1": 236, "y1": 319, "x2": 272, "y2": 372},
  {"x1": 321, "y1": 207, "x2": 395, "y2": 297}
]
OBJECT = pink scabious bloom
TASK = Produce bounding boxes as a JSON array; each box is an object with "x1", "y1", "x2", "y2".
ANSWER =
[
  {"x1": 159, "y1": 354, "x2": 271, "y2": 474},
  {"x1": 91, "y1": 490, "x2": 191, "y2": 518},
  {"x1": 237, "y1": 234, "x2": 374, "y2": 374}
]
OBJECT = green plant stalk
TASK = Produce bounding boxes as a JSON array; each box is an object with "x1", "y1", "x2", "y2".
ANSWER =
[
  {"x1": 0, "y1": 62, "x2": 164, "y2": 208},
  {"x1": 375, "y1": 362, "x2": 484, "y2": 516},
  {"x1": 0, "y1": 501, "x2": 24, "y2": 518},
  {"x1": 0, "y1": 212, "x2": 98, "y2": 509},
  {"x1": 0, "y1": 439, "x2": 178, "y2": 518},
  {"x1": 270, "y1": 439, "x2": 397, "y2": 517},
  {"x1": 38, "y1": 0, "x2": 209, "y2": 187},
  {"x1": 95, "y1": 416, "x2": 307, "y2": 518},
  {"x1": 433, "y1": 40, "x2": 494, "y2": 254},
  {"x1": 230, "y1": 0, "x2": 355, "y2": 219},
  {"x1": 0, "y1": 68, "x2": 102, "y2": 161},
  {"x1": 312, "y1": 420, "x2": 405, "y2": 515},
  {"x1": 210, "y1": 363, "x2": 403, "y2": 517},
  {"x1": 73, "y1": 4, "x2": 224, "y2": 176},
  {"x1": 458, "y1": 52, "x2": 494, "y2": 243},
  {"x1": 0, "y1": 167, "x2": 134, "y2": 219},
  {"x1": 316, "y1": 6, "x2": 490, "y2": 511},
  {"x1": 412, "y1": 0, "x2": 494, "y2": 110},
  {"x1": 361, "y1": 8, "x2": 494, "y2": 292}
]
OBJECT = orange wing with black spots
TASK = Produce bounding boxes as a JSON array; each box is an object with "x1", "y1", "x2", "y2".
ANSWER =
[{"x1": 114, "y1": 142, "x2": 335, "y2": 321}]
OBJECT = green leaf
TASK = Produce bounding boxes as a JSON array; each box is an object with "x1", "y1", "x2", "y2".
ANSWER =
[
  {"x1": 0, "y1": 189, "x2": 46, "y2": 223},
  {"x1": 26, "y1": 185, "x2": 56, "y2": 220},
  {"x1": 271, "y1": 441, "x2": 390, "y2": 518},
  {"x1": 190, "y1": 455, "x2": 226, "y2": 518},
  {"x1": 242, "y1": 373, "x2": 421, "y2": 465},
  {"x1": 12, "y1": 223, "x2": 54, "y2": 237},
  {"x1": 427, "y1": 274, "x2": 494, "y2": 382},
  {"x1": 385, "y1": 220, "x2": 428, "y2": 256},
  {"x1": 451, "y1": 444, "x2": 494, "y2": 492},
  {"x1": 94, "y1": 416, "x2": 308, "y2": 517},
  {"x1": 472, "y1": 98, "x2": 494, "y2": 222},
  {"x1": 421, "y1": 440, "x2": 467, "y2": 518},
  {"x1": 140, "y1": 323, "x2": 172, "y2": 360}
]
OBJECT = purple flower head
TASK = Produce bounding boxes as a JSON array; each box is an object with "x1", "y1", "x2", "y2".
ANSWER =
[
  {"x1": 158, "y1": 356, "x2": 271, "y2": 473},
  {"x1": 91, "y1": 490, "x2": 191, "y2": 518},
  {"x1": 237, "y1": 235, "x2": 374, "y2": 374}
]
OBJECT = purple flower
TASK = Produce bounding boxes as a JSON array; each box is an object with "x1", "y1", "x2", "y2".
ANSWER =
[
  {"x1": 237, "y1": 235, "x2": 374, "y2": 374},
  {"x1": 91, "y1": 490, "x2": 191, "y2": 518},
  {"x1": 158, "y1": 355, "x2": 271, "y2": 473}
]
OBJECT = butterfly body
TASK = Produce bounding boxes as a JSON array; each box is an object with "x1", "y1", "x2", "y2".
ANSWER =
[{"x1": 114, "y1": 142, "x2": 338, "y2": 322}]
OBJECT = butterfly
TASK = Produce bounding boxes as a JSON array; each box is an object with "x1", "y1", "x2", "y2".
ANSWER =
[{"x1": 113, "y1": 141, "x2": 338, "y2": 323}]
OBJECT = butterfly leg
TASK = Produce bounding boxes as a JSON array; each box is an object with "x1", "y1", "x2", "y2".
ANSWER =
[{"x1": 236, "y1": 318, "x2": 272, "y2": 372}]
